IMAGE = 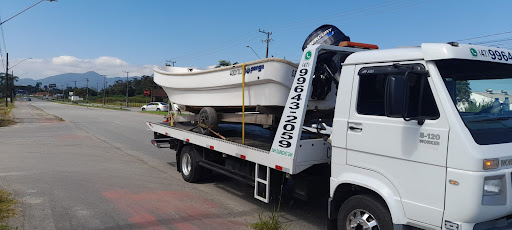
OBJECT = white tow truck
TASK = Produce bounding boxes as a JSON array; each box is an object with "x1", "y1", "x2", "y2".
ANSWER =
[{"x1": 148, "y1": 41, "x2": 512, "y2": 230}]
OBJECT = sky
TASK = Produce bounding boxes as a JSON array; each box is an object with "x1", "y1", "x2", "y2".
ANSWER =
[{"x1": 0, "y1": 0, "x2": 511, "y2": 81}]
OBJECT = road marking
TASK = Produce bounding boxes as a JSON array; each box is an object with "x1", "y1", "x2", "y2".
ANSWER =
[
  {"x1": 20, "y1": 196, "x2": 43, "y2": 204},
  {"x1": 0, "y1": 171, "x2": 30, "y2": 176}
]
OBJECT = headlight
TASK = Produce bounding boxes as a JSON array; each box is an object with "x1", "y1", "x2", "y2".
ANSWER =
[
  {"x1": 484, "y1": 178, "x2": 503, "y2": 195},
  {"x1": 482, "y1": 175, "x2": 506, "y2": 206}
]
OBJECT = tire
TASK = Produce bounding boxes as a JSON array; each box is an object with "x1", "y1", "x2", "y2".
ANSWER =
[
  {"x1": 157, "y1": 108, "x2": 161, "y2": 111},
  {"x1": 337, "y1": 194, "x2": 393, "y2": 230},
  {"x1": 180, "y1": 145, "x2": 203, "y2": 183},
  {"x1": 198, "y1": 107, "x2": 218, "y2": 135},
  {"x1": 142, "y1": 108, "x2": 145, "y2": 111}
]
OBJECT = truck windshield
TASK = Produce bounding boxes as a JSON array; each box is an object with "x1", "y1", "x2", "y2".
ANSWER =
[{"x1": 436, "y1": 59, "x2": 512, "y2": 145}]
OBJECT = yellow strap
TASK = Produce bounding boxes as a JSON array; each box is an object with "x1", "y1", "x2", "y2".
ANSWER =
[{"x1": 242, "y1": 63, "x2": 245, "y2": 145}]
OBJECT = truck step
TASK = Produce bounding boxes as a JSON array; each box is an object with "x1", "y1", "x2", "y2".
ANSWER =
[{"x1": 151, "y1": 138, "x2": 176, "y2": 149}]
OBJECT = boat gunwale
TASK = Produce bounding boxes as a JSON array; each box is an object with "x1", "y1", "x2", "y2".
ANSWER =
[
  {"x1": 159, "y1": 78, "x2": 291, "y2": 90},
  {"x1": 154, "y1": 57, "x2": 298, "y2": 76}
]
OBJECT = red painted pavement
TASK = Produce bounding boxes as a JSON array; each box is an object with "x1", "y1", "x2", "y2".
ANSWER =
[{"x1": 103, "y1": 189, "x2": 245, "y2": 230}]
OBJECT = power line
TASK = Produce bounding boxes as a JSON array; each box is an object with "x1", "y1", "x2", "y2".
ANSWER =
[
  {"x1": 457, "y1": 31, "x2": 512, "y2": 42},
  {"x1": 171, "y1": 32, "x2": 259, "y2": 62},
  {"x1": 472, "y1": 37, "x2": 512, "y2": 45},
  {"x1": 166, "y1": 0, "x2": 427, "y2": 65},
  {"x1": 266, "y1": 0, "x2": 402, "y2": 31},
  {"x1": 0, "y1": 0, "x2": 57, "y2": 26},
  {"x1": 0, "y1": 16, "x2": 6, "y2": 70}
]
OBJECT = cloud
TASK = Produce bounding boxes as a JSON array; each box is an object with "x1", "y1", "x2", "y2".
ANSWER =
[
  {"x1": 10, "y1": 56, "x2": 153, "y2": 80},
  {"x1": 93, "y1": 56, "x2": 128, "y2": 66},
  {"x1": 52, "y1": 56, "x2": 80, "y2": 65}
]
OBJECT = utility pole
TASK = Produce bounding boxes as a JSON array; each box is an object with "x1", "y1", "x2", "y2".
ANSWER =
[
  {"x1": 10, "y1": 70, "x2": 14, "y2": 103},
  {"x1": 73, "y1": 81, "x2": 77, "y2": 89},
  {"x1": 96, "y1": 82, "x2": 98, "y2": 93},
  {"x1": 123, "y1": 71, "x2": 130, "y2": 107},
  {"x1": 65, "y1": 84, "x2": 69, "y2": 99},
  {"x1": 5, "y1": 53, "x2": 8, "y2": 107},
  {"x1": 85, "y1": 78, "x2": 89, "y2": 103},
  {"x1": 259, "y1": 29, "x2": 273, "y2": 58},
  {"x1": 101, "y1": 75, "x2": 106, "y2": 105},
  {"x1": 166, "y1": 60, "x2": 176, "y2": 67},
  {"x1": 61, "y1": 84, "x2": 64, "y2": 100}
]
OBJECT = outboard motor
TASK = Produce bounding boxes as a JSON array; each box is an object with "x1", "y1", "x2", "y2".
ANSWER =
[
  {"x1": 303, "y1": 25, "x2": 349, "y2": 100},
  {"x1": 302, "y1": 24, "x2": 350, "y2": 51}
]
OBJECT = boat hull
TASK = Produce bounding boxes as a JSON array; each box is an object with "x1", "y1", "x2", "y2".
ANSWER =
[{"x1": 154, "y1": 58, "x2": 298, "y2": 110}]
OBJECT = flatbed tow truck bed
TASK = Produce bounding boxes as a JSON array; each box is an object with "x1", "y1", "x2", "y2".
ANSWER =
[
  {"x1": 148, "y1": 121, "x2": 330, "y2": 172},
  {"x1": 153, "y1": 121, "x2": 325, "y2": 151},
  {"x1": 164, "y1": 122, "x2": 276, "y2": 151}
]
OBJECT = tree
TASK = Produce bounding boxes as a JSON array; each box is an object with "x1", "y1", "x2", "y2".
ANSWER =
[
  {"x1": 35, "y1": 82, "x2": 42, "y2": 92},
  {"x1": 109, "y1": 80, "x2": 135, "y2": 97},
  {"x1": 456, "y1": 80, "x2": 471, "y2": 102},
  {"x1": 133, "y1": 75, "x2": 161, "y2": 95},
  {"x1": 216, "y1": 60, "x2": 232, "y2": 68},
  {"x1": 0, "y1": 72, "x2": 18, "y2": 100}
]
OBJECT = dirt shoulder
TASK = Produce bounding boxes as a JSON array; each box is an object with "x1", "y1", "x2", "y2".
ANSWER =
[{"x1": 0, "y1": 102, "x2": 16, "y2": 127}]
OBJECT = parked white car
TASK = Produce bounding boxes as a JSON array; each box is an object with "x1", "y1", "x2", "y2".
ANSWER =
[{"x1": 141, "y1": 102, "x2": 168, "y2": 111}]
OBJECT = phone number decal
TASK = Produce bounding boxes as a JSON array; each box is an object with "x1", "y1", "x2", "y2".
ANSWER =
[
  {"x1": 471, "y1": 48, "x2": 512, "y2": 62},
  {"x1": 276, "y1": 68, "x2": 309, "y2": 149}
]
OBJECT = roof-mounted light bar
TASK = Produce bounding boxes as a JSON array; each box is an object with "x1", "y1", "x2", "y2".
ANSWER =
[{"x1": 339, "y1": 41, "x2": 379, "y2": 50}]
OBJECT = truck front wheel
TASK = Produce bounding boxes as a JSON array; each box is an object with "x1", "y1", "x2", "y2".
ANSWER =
[
  {"x1": 180, "y1": 145, "x2": 203, "y2": 183},
  {"x1": 337, "y1": 194, "x2": 392, "y2": 230}
]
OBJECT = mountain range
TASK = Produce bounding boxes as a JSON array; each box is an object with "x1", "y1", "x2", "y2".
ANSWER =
[{"x1": 17, "y1": 71, "x2": 142, "y2": 89}]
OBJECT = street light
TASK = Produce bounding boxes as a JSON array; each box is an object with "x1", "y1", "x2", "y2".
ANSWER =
[
  {"x1": 245, "y1": 45, "x2": 261, "y2": 59},
  {"x1": 9, "y1": 57, "x2": 32, "y2": 69},
  {"x1": 0, "y1": 0, "x2": 57, "y2": 26}
]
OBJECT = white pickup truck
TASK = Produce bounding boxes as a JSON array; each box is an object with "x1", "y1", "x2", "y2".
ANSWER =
[{"x1": 148, "y1": 41, "x2": 512, "y2": 230}]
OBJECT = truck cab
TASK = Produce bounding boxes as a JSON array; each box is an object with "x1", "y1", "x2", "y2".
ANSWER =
[{"x1": 329, "y1": 43, "x2": 512, "y2": 230}]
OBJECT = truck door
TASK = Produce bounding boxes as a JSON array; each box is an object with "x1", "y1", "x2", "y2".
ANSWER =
[{"x1": 346, "y1": 62, "x2": 449, "y2": 227}]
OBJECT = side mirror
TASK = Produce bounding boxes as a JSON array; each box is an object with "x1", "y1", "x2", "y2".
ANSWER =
[{"x1": 385, "y1": 75, "x2": 407, "y2": 118}]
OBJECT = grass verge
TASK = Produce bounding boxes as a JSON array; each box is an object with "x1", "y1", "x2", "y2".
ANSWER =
[
  {"x1": 138, "y1": 111, "x2": 169, "y2": 115},
  {"x1": 0, "y1": 102, "x2": 16, "y2": 127},
  {"x1": 53, "y1": 101, "x2": 128, "y2": 111},
  {"x1": 0, "y1": 189, "x2": 17, "y2": 230}
]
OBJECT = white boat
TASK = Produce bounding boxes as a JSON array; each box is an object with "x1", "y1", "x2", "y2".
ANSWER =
[{"x1": 154, "y1": 58, "x2": 299, "y2": 113}]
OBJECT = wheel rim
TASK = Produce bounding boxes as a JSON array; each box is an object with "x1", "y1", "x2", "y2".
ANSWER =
[
  {"x1": 199, "y1": 112, "x2": 209, "y2": 132},
  {"x1": 181, "y1": 153, "x2": 192, "y2": 176},
  {"x1": 346, "y1": 209, "x2": 379, "y2": 230}
]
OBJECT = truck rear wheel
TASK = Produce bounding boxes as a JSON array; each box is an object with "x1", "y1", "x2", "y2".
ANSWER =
[
  {"x1": 180, "y1": 145, "x2": 203, "y2": 183},
  {"x1": 337, "y1": 194, "x2": 392, "y2": 230}
]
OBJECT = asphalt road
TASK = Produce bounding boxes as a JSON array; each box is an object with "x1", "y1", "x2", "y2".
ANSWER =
[{"x1": 0, "y1": 98, "x2": 328, "y2": 230}]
